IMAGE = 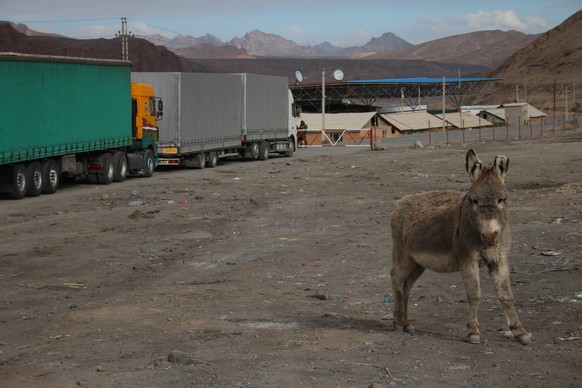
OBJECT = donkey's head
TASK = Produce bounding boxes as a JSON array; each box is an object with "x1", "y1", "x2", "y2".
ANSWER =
[{"x1": 465, "y1": 149, "x2": 510, "y2": 246}]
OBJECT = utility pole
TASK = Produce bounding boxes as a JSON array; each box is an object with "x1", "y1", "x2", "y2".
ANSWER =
[
  {"x1": 319, "y1": 64, "x2": 329, "y2": 133},
  {"x1": 524, "y1": 71, "x2": 528, "y2": 103},
  {"x1": 117, "y1": 17, "x2": 131, "y2": 61},
  {"x1": 515, "y1": 85, "x2": 519, "y2": 103},
  {"x1": 442, "y1": 76, "x2": 446, "y2": 132}
]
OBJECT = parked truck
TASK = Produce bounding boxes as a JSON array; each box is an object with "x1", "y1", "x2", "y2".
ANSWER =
[
  {"x1": 0, "y1": 53, "x2": 163, "y2": 199},
  {"x1": 131, "y1": 72, "x2": 300, "y2": 168}
]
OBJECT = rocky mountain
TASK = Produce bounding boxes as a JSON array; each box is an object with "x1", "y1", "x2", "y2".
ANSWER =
[
  {"x1": 139, "y1": 33, "x2": 223, "y2": 48},
  {"x1": 10, "y1": 22, "x2": 62, "y2": 37},
  {"x1": 312, "y1": 41, "x2": 343, "y2": 55},
  {"x1": 340, "y1": 32, "x2": 411, "y2": 56},
  {"x1": 141, "y1": 30, "x2": 411, "y2": 58},
  {"x1": 369, "y1": 30, "x2": 538, "y2": 69},
  {"x1": 228, "y1": 29, "x2": 326, "y2": 57},
  {"x1": 171, "y1": 44, "x2": 251, "y2": 59},
  {"x1": 473, "y1": 10, "x2": 582, "y2": 112}
]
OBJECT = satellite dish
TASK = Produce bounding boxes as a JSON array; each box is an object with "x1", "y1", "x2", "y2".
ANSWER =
[
  {"x1": 333, "y1": 69, "x2": 344, "y2": 81},
  {"x1": 295, "y1": 70, "x2": 303, "y2": 83}
]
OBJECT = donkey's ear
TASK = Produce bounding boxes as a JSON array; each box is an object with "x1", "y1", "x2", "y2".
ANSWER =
[
  {"x1": 493, "y1": 155, "x2": 509, "y2": 183},
  {"x1": 466, "y1": 149, "x2": 482, "y2": 182}
]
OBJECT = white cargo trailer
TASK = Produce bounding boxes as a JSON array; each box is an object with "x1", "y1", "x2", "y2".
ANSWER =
[{"x1": 131, "y1": 72, "x2": 300, "y2": 168}]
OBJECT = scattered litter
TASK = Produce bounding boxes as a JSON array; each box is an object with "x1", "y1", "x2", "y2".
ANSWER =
[
  {"x1": 278, "y1": 237, "x2": 300, "y2": 241},
  {"x1": 557, "y1": 336, "x2": 581, "y2": 341},
  {"x1": 540, "y1": 251, "x2": 561, "y2": 256},
  {"x1": 63, "y1": 282, "x2": 87, "y2": 289},
  {"x1": 128, "y1": 201, "x2": 145, "y2": 207},
  {"x1": 576, "y1": 293, "x2": 582, "y2": 299},
  {"x1": 382, "y1": 296, "x2": 395, "y2": 303}
]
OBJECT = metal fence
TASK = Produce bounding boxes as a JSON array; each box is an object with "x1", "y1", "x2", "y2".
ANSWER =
[{"x1": 376, "y1": 113, "x2": 580, "y2": 149}]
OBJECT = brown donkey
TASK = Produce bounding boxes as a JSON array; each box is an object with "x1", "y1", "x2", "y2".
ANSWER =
[{"x1": 390, "y1": 149, "x2": 531, "y2": 344}]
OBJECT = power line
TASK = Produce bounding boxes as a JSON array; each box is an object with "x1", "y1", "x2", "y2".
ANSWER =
[
  {"x1": 15, "y1": 18, "x2": 120, "y2": 24},
  {"x1": 126, "y1": 17, "x2": 183, "y2": 37}
]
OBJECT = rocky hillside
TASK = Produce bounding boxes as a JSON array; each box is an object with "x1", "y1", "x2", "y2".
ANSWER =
[
  {"x1": 369, "y1": 30, "x2": 538, "y2": 69},
  {"x1": 340, "y1": 32, "x2": 411, "y2": 56},
  {"x1": 139, "y1": 33, "x2": 224, "y2": 49},
  {"x1": 473, "y1": 10, "x2": 582, "y2": 112},
  {"x1": 0, "y1": 22, "x2": 196, "y2": 72},
  {"x1": 171, "y1": 44, "x2": 251, "y2": 59},
  {"x1": 228, "y1": 30, "x2": 326, "y2": 57}
]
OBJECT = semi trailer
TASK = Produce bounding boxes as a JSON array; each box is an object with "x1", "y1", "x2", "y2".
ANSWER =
[
  {"x1": 131, "y1": 72, "x2": 300, "y2": 168},
  {"x1": 0, "y1": 53, "x2": 163, "y2": 199}
]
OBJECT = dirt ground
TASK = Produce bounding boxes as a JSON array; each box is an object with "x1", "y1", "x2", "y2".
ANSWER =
[{"x1": 1, "y1": 132, "x2": 581, "y2": 388}]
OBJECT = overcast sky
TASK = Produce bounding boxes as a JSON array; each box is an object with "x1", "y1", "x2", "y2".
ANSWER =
[{"x1": 1, "y1": 0, "x2": 580, "y2": 46}]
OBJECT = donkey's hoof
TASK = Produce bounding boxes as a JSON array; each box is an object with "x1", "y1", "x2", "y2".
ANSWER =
[
  {"x1": 467, "y1": 334, "x2": 481, "y2": 344},
  {"x1": 516, "y1": 332, "x2": 532, "y2": 345}
]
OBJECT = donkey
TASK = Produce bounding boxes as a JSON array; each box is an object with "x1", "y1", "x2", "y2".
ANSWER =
[{"x1": 390, "y1": 149, "x2": 531, "y2": 344}]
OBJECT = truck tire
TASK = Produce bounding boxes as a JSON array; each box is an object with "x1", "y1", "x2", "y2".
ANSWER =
[
  {"x1": 249, "y1": 143, "x2": 259, "y2": 160},
  {"x1": 97, "y1": 153, "x2": 114, "y2": 185},
  {"x1": 26, "y1": 161, "x2": 43, "y2": 197},
  {"x1": 41, "y1": 159, "x2": 59, "y2": 194},
  {"x1": 197, "y1": 152, "x2": 206, "y2": 169},
  {"x1": 112, "y1": 151, "x2": 128, "y2": 182},
  {"x1": 206, "y1": 152, "x2": 218, "y2": 168},
  {"x1": 7, "y1": 163, "x2": 27, "y2": 199},
  {"x1": 143, "y1": 149, "x2": 155, "y2": 177},
  {"x1": 258, "y1": 142, "x2": 270, "y2": 161},
  {"x1": 285, "y1": 138, "x2": 294, "y2": 157}
]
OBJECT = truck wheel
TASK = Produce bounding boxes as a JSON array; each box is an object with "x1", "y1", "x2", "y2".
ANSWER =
[
  {"x1": 206, "y1": 152, "x2": 218, "y2": 168},
  {"x1": 41, "y1": 159, "x2": 59, "y2": 194},
  {"x1": 112, "y1": 152, "x2": 128, "y2": 182},
  {"x1": 249, "y1": 143, "x2": 259, "y2": 160},
  {"x1": 97, "y1": 153, "x2": 114, "y2": 185},
  {"x1": 26, "y1": 161, "x2": 43, "y2": 197},
  {"x1": 143, "y1": 149, "x2": 155, "y2": 177},
  {"x1": 285, "y1": 138, "x2": 294, "y2": 157},
  {"x1": 258, "y1": 142, "x2": 270, "y2": 161},
  {"x1": 7, "y1": 163, "x2": 27, "y2": 199},
  {"x1": 197, "y1": 152, "x2": 206, "y2": 169}
]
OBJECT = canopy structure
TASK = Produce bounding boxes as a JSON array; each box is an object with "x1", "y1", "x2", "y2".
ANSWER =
[
  {"x1": 434, "y1": 111, "x2": 494, "y2": 129},
  {"x1": 290, "y1": 77, "x2": 499, "y2": 113}
]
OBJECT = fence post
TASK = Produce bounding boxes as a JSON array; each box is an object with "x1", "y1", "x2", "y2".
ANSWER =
[
  {"x1": 529, "y1": 118, "x2": 532, "y2": 137},
  {"x1": 493, "y1": 125, "x2": 496, "y2": 141},
  {"x1": 428, "y1": 121, "x2": 432, "y2": 146},
  {"x1": 518, "y1": 116, "x2": 521, "y2": 139}
]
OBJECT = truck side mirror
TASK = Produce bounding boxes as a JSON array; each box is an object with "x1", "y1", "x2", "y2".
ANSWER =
[{"x1": 156, "y1": 99, "x2": 163, "y2": 120}]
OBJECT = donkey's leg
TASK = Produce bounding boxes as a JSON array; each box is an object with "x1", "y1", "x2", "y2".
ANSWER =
[
  {"x1": 401, "y1": 264, "x2": 425, "y2": 333},
  {"x1": 488, "y1": 260, "x2": 532, "y2": 344},
  {"x1": 390, "y1": 253, "x2": 418, "y2": 332},
  {"x1": 390, "y1": 265, "x2": 406, "y2": 332},
  {"x1": 461, "y1": 261, "x2": 481, "y2": 343}
]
